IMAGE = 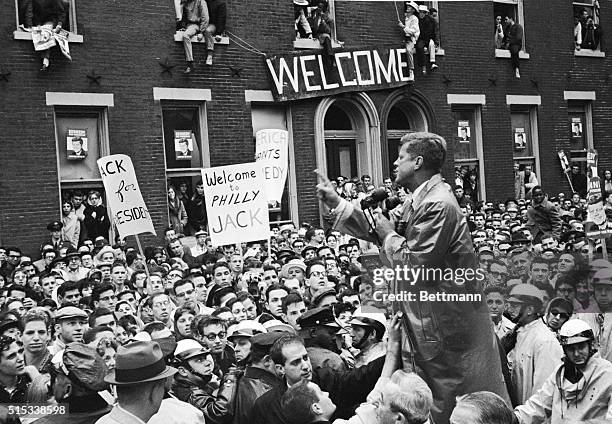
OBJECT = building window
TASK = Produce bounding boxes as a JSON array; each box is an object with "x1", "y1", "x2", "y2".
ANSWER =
[
  {"x1": 493, "y1": 0, "x2": 528, "y2": 57},
  {"x1": 573, "y1": 1, "x2": 604, "y2": 56},
  {"x1": 14, "y1": 0, "x2": 83, "y2": 42},
  {"x1": 161, "y1": 101, "x2": 209, "y2": 235},
  {"x1": 251, "y1": 105, "x2": 294, "y2": 225},
  {"x1": 294, "y1": 0, "x2": 342, "y2": 49},
  {"x1": 452, "y1": 106, "x2": 485, "y2": 203},
  {"x1": 55, "y1": 107, "x2": 111, "y2": 242},
  {"x1": 385, "y1": 99, "x2": 428, "y2": 176},
  {"x1": 511, "y1": 106, "x2": 540, "y2": 182},
  {"x1": 567, "y1": 100, "x2": 593, "y2": 171}
]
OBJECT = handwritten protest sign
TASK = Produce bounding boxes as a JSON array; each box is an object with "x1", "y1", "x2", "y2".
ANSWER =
[
  {"x1": 255, "y1": 129, "x2": 289, "y2": 203},
  {"x1": 97, "y1": 155, "x2": 156, "y2": 238},
  {"x1": 202, "y1": 163, "x2": 269, "y2": 246}
]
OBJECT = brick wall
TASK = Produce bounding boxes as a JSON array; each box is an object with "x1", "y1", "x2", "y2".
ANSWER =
[{"x1": 1, "y1": 0, "x2": 610, "y2": 255}]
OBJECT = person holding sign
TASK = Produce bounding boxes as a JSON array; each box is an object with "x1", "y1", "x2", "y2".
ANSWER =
[
  {"x1": 316, "y1": 131, "x2": 509, "y2": 422},
  {"x1": 21, "y1": 0, "x2": 66, "y2": 71}
]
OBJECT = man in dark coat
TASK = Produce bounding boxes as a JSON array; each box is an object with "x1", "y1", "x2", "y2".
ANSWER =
[
  {"x1": 233, "y1": 332, "x2": 284, "y2": 424},
  {"x1": 316, "y1": 131, "x2": 510, "y2": 423}
]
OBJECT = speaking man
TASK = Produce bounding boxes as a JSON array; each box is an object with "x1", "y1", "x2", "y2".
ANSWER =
[{"x1": 316, "y1": 131, "x2": 509, "y2": 422}]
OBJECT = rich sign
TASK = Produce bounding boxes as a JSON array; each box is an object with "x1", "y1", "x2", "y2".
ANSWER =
[{"x1": 265, "y1": 47, "x2": 412, "y2": 101}]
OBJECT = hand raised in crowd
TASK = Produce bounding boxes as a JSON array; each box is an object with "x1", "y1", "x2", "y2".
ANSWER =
[
  {"x1": 387, "y1": 311, "x2": 403, "y2": 347},
  {"x1": 314, "y1": 169, "x2": 341, "y2": 209}
]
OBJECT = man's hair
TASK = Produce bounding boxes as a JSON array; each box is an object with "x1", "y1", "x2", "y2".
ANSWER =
[
  {"x1": 339, "y1": 289, "x2": 358, "y2": 301},
  {"x1": 282, "y1": 292, "x2": 304, "y2": 314},
  {"x1": 82, "y1": 325, "x2": 114, "y2": 344},
  {"x1": 304, "y1": 228, "x2": 315, "y2": 242},
  {"x1": 265, "y1": 284, "x2": 289, "y2": 303},
  {"x1": 21, "y1": 311, "x2": 52, "y2": 332},
  {"x1": 454, "y1": 391, "x2": 514, "y2": 424},
  {"x1": 145, "y1": 292, "x2": 168, "y2": 308},
  {"x1": 530, "y1": 258, "x2": 550, "y2": 269},
  {"x1": 387, "y1": 370, "x2": 433, "y2": 424},
  {"x1": 399, "y1": 132, "x2": 447, "y2": 172},
  {"x1": 270, "y1": 334, "x2": 305, "y2": 365},
  {"x1": 72, "y1": 137, "x2": 83, "y2": 145},
  {"x1": 143, "y1": 321, "x2": 167, "y2": 335},
  {"x1": 92, "y1": 283, "x2": 115, "y2": 303},
  {"x1": 191, "y1": 315, "x2": 228, "y2": 338},
  {"x1": 212, "y1": 261, "x2": 231, "y2": 275},
  {"x1": 305, "y1": 260, "x2": 325, "y2": 278},
  {"x1": 88, "y1": 307, "x2": 114, "y2": 328},
  {"x1": 483, "y1": 285, "x2": 507, "y2": 297},
  {"x1": 57, "y1": 280, "x2": 80, "y2": 298},
  {"x1": 111, "y1": 260, "x2": 127, "y2": 272},
  {"x1": 280, "y1": 380, "x2": 318, "y2": 424},
  {"x1": 6, "y1": 284, "x2": 26, "y2": 297},
  {"x1": 173, "y1": 279, "x2": 194, "y2": 292}
]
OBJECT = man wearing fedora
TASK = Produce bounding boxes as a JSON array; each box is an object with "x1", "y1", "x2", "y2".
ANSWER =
[{"x1": 96, "y1": 341, "x2": 177, "y2": 424}]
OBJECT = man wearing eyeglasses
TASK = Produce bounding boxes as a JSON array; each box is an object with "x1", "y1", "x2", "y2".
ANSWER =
[
  {"x1": 192, "y1": 315, "x2": 235, "y2": 374},
  {"x1": 93, "y1": 283, "x2": 116, "y2": 311},
  {"x1": 0, "y1": 247, "x2": 21, "y2": 281},
  {"x1": 174, "y1": 279, "x2": 197, "y2": 307},
  {"x1": 148, "y1": 293, "x2": 173, "y2": 328}
]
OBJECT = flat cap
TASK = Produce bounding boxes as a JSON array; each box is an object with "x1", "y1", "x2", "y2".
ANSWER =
[
  {"x1": 55, "y1": 306, "x2": 88, "y2": 321},
  {"x1": 57, "y1": 342, "x2": 110, "y2": 392},
  {"x1": 311, "y1": 288, "x2": 337, "y2": 307}
]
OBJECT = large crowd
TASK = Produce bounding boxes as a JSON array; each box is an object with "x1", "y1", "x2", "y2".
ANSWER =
[{"x1": 1, "y1": 141, "x2": 612, "y2": 423}]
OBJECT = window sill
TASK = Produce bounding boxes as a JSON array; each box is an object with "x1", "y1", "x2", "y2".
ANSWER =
[
  {"x1": 495, "y1": 49, "x2": 530, "y2": 59},
  {"x1": 14, "y1": 30, "x2": 83, "y2": 43},
  {"x1": 174, "y1": 32, "x2": 229, "y2": 44},
  {"x1": 574, "y1": 48, "x2": 605, "y2": 57},
  {"x1": 293, "y1": 38, "x2": 343, "y2": 49}
]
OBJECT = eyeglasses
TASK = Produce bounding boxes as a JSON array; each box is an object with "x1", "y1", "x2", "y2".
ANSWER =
[
  {"x1": 153, "y1": 300, "x2": 171, "y2": 308},
  {"x1": 549, "y1": 310, "x2": 570, "y2": 320},
  {"x1": 309, "y1": 271, "x2": 326, "y2": 277},
  {"x1": 8, "y1": 254, "x2": 21, "y2": 258},
  {"x1": 176, "y1": 289, "x2": 194, "y2": 298},
  {"x1": 490, "y1": 271, "x2": 508, "y2": 279},
  {"x1": 204, "y1": 331, "x2": 226, "y2": 341}
]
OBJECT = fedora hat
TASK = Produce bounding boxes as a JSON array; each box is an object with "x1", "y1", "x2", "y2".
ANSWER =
[
  {"x1": 104, "y1": 341, "x2": 177, "y2": 385},
  {"x1": 405, "y1": 1, "x2": 419, "y2": 13}
]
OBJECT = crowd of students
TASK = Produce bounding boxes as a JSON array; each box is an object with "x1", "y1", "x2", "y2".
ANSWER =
[{"x1": 0, "y1": 169, "x2": 611, "y2": 424}]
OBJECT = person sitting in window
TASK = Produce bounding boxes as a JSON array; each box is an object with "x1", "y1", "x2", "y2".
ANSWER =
[
  {"x1": 398, "y1": 1, "x2": 420, "y2": 82},
  {"x1": 574, "y1": 15, "x2": 583, "y2": 50},
  {"x1": 495, "y1": 15, "x2": 504, "y2": 49},
  {"x1": 21, "y1": 0, "x2": 65, "y2": 71},
  {"x1": 505, "y1": 15, "x2": 523, "y2": 79},
  {"x1": 204, "y1": 0, "x2": 227, "y2": 66},
  {"x1": 178, "y1": 0, "x2": 209, "y2": 74},
  {"x1": 416, "y1": 5, "x2": 439, "y2": 74},
  {"x1": 294, "y1": 0, "x2": 312, "y2": 40},
  {"x1": 308, "y1": 0, "x2": 335, "y2": 69},
  {"x1": 582, "y1": 16, "x2": 603, "y2": 50}
]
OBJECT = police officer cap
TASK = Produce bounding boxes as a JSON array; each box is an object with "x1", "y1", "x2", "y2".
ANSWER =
[
  {"x1": 251, "y1": 332, "x2": 289, "y2": 353},
  {"x1": 297, "y1": 306, "x2": 341, "y2": 329},
  {"x1": 47, "y1": 221, "x2": 63, "y2": 232}
]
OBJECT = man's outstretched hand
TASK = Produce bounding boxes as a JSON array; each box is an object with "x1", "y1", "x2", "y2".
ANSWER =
[{"x1": 315, "y1": 169, "x2": 341, "y2": 209}]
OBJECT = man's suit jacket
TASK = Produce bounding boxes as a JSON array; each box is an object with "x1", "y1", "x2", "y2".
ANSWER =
[{"x1": 333, "y1": 173, "x2": 510, "y2": 423}]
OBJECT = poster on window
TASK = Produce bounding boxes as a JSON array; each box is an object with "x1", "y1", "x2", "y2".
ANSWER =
[
  {"x1": 571, "y1": 117, "x2": 583, "y2": 139},
  {"x1": 255, "y1": 129, "x2": 289, "y2": 204},
  {"x1": 514, "y1": 128, "x2": 526, "y2": 150},
  {"x1": 457, "y1": 121, "x2": 471, "y2": 143},
  {"x1": 174, "y1": 130, "x2": 193, "y2": 161},
  {"x1": 66, "y1": 129, "x2": 88, "y2": 160}
]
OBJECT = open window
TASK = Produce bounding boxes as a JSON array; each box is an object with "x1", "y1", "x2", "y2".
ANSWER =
[
  {"x1": 493, "y1": 0, "x2": 529, "y2": 59},
  {"x1": 573, "y1": 1, "x2": 605, "y2": 57},
  {"x1": 564, "y1": 92, "x2": 595, "y2": 173},
  {"x1": 293, "y1": 0, "x2": 342, "y2": 49},
  {"x1": 14, "y1": 0, "x2": 83, "y2": 42}
]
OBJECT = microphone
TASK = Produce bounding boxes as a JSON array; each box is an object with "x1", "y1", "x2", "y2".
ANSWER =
[{"x1": 360, "y1": 188, "x2": 389, "y2": 210}]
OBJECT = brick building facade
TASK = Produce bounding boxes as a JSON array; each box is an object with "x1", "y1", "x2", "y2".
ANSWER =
[{"x1": 0, "y1": 0, "x2": 610, "y2": 255}]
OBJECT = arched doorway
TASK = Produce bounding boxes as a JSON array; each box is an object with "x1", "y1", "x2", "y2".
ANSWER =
[
  {"x1": 381, "y1": 91, "x2": 433, "y2": 178},
  {"x1": 314, "y1": 94, "x2": 381, "y2": 184}
]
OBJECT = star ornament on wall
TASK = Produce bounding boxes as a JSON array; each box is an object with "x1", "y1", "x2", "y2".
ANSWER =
[
  {"x1": 229, "y1": 66, "x2": 243, "y2": 77},
  {"x1": 159, "y1": 58, "x2": 176, "y2": 76},
  {"x1": 86, "y1": 70, "x2": 101, "y2": 85},
  {"x1": 442, "y1": 74, "x2": 453, "y2": 86}
]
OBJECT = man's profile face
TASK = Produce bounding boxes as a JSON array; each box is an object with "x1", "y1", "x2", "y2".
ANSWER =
[{"x1": 393, "y1": 143, "x2": 419, "y2": 187}]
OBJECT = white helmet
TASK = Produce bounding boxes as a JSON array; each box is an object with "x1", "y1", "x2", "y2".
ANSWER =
[
  {"x1": 558, "y1": 319, "x2": 594, "y2": 346},
  {"x1": 349, "y1": 308, "x2": 387, "y2": 336}
]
